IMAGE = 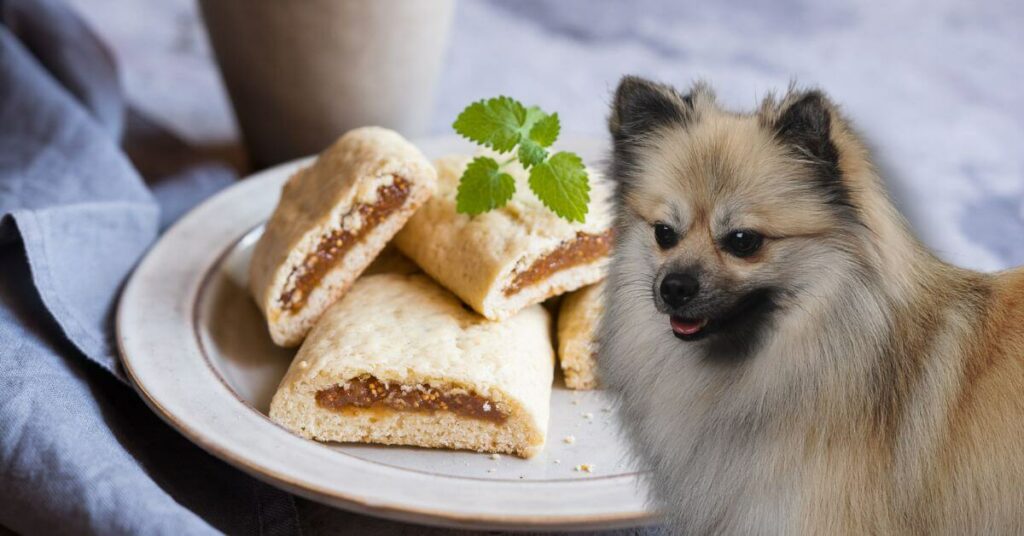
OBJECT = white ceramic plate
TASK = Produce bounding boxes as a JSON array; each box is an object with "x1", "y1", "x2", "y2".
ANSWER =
[{"x1": 117, "y1": 136, "x2": 654, "y2": 531}]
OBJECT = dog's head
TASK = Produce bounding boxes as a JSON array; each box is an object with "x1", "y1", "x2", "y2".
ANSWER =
[{"x1": 607, "y1": 76, "x2": 868, "y2": 359}]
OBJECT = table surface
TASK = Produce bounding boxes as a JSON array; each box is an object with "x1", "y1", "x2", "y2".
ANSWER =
[{"x1": 61, "y1": 0, "x2": 1024, "y2": 533}]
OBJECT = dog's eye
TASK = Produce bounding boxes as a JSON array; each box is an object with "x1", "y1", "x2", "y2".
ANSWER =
[
  {"x1": 653, "y1": 223, "x2": 679, "y2": 249},
  {"x1": 722, "y1": 230, "x2": 763, "y2": 257}
]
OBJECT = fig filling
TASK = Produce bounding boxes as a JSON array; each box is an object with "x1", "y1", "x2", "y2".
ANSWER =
[
  {"x1": 315, "y1": 375, "x2": 508, "y2": 423},
  {"x1": 504, "y1": 230, "x2": 613, "y2": 296},
  {"x1": 279, "y1": 178, "x2": 410, "y2": 313}
]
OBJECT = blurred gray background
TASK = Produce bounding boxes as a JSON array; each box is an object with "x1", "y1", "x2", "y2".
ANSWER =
[{"x1": 67, "y1": 0, "x2": 1024, "y2": 273}]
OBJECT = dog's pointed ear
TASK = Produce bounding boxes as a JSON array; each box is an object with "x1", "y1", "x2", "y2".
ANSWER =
[
  {"x1": 770, "y1": 90, "x2": 849, "y2": 206},
  {"x1": 772, "y1": 91, "x2": 840, "y2": 169},
  {"x1": 609, "y1": 76, "x2": 693, "y2": 141}
]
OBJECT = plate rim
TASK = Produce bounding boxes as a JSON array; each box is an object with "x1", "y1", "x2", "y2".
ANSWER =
[{"x1": 116, "y1": 135, "x2": 657, "y2": 531}]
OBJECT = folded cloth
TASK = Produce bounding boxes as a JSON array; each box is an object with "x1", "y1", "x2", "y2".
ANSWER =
[{"x1": 0, "y1": 0, "x2": 299, "y2": 533}]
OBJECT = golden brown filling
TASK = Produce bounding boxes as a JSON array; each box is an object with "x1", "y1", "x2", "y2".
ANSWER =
[
  {"x1": 504, "y1": 230, "x2": 613, "y2": 296},
  {"x1": 279, "y1": 178, "x2": 410, "y2": 313},
  {"x1": 315, "y1": 375, "x2": 508, "y2": 424}
]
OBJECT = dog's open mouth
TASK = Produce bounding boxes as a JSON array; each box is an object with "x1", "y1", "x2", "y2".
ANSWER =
[
  {"x1": 670, "y1": 316, "x2": 709, "y2": 341},
  {"x1": 666, "y1": 288, "x2": 781, "y2": 344}
]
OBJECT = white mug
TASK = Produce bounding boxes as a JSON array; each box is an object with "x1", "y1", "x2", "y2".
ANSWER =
[{"x1": 200, "y1": 0, "x2": 456, "y2": 168}]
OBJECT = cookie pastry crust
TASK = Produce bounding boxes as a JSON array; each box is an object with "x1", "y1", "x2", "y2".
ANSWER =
[
  {"x1": 395, "y1": 154, "x2": 612, "y2": 321},
  {"x1": 557, "y1": 282, "x2": 605, "y2": 390},
  {"x1": 250, "y1": 127, "x2": 436, "y2": 347},
  {"x1": 269, "y1": 273, "x2": 555, "y2": 458}
]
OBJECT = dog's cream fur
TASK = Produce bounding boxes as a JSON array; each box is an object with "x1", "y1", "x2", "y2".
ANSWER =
[{"x1": 599, "y1": 77, "x2": 1024, "y2": 534}]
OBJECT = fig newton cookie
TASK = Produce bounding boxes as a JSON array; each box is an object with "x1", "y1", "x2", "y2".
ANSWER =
[
  {"x1": 269, "y1": 273, "x2": 555, "y2": 458},
  {"x1": 249, "y1": 127, "x2": 436, "y2": 347},
  {"x1": 394, "y1": 154, "x2": 613, "y2": 321},
  {"x1": 557, "y1": 282, "x2": 604, "y2": 390}
]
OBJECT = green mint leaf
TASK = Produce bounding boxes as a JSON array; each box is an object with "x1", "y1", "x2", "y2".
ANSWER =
[
  {"x1": 452, "y1": 97, "x2": 529, "y2": 153},
  {"x1": 517, "y1": 138, "x2": 548, "y2": 169},
  {"x1": 451, "y1": 97, "x2": 586, "y2": 220},
  {"x1": 524, "y1": 106, "x2": 547, "y2": 127},
  {"x1": 529, "y1": 112, "x2": 560, "y2": 147},
  {"x1": 456, "y1": 157, "x2": 516, "y2": 215},
  {"x1": 528, "y1": 151, "x2": 590, "y2": 222}
]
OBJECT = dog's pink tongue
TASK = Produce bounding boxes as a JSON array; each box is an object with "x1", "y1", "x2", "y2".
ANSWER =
[{"x1": 671, "y1": 316, "x2": 706, "y2": 336}]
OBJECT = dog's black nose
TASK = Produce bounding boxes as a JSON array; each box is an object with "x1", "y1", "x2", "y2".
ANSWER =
[{"x1": 660, "y1": 273, "x2": 699, "y2": 307}]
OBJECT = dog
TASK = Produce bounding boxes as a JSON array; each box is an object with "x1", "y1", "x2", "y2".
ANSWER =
[{"x1": 598, "y1": 76, "x2": 1024, "y2": 534}]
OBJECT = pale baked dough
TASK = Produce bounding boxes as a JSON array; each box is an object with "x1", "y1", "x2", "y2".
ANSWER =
[
  {"x1": 249, "y1": 127, "x2": 436, "y2": 347},
  {"x1": 394, "y1": 154, "x2": 613, "y2": 321},
  {"x1": 269, "y1": 273, "x2": 555, "y2": 458},
  {"x1": 362, "y1": 245, "x2": 421, "y2": 277},
  {"x1": 557, "y1": 282, "x2": 604, "y2": 390}
]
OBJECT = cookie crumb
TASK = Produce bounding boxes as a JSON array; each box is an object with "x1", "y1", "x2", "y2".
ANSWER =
[
  {"x1": 582, "y1": 412, "x2": 594, "y2": 420},
  {"x1": 489, "y1": 453, "x2": 501, "y2": 460},
  {"x1": 574, "y1": 463, "x2": 595, "y2": 473},
  {"x1": 563, "y1": 435, "x2": 576, "y2": 444}
]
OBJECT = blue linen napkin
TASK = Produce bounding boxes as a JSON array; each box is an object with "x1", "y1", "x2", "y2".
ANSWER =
[{"x1": 0, "y1": 0, "x2": 301, "y2": 533}]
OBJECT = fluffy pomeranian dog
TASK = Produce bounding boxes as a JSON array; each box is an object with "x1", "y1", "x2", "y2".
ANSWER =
[{"x1": 598, "y1": 76, "x2": 1024, "y2": 534}]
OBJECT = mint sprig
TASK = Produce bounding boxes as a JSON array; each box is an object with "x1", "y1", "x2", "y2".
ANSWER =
[
  {"x1": 455, "y1": 157, "x2": 515, "y2": 215},
  {"x1": 452, "y1": 97, "x2": 589, "y2": 222},
  {"x1": 528, "y1": 152, "x2": 590, "y2": 222}
]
